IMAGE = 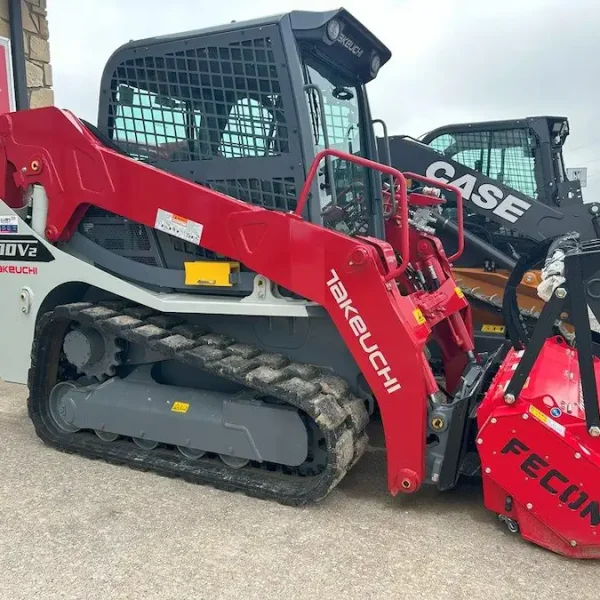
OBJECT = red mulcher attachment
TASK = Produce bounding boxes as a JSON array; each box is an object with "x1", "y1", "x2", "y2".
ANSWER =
[
  {"x1": 478, "y1": 338, "x2": 600, "y2": 558},
  {"x1": 382, "y1": 170, "x2": 600, "y2": 558},
  {"x1": 477, "y1": 236, "x2": 600, "y2": 558}
]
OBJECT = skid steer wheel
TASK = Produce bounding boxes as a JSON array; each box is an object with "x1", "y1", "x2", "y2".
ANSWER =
[{"x1": 27, "y1": 302, "x2": 370, "y2": 506}]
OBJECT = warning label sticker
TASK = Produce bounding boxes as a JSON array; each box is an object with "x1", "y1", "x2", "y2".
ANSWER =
[
  {"x1": 0, "y1": 215, "x2": 18, "y2": 234},
  {"x1": 481, "y1": 324, "x2": 505, "y2": 334},
  {"x1": 413, "y1": 308, "x2": 426, "y2": 325},
  {"x1": 171, "y1": 401, "x2": 190, "y2": 414},
  {"x1": 529, "y1": 404, "x2": 565, "y2": 437},
  {"x1": 155, "y1": 209, "x2": 203, "y2": 245}
]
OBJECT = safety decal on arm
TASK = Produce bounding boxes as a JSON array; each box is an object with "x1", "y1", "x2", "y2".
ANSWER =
[
  {"x1": 413, "y1": 308, "x2": 426, "y2": 325},
  {"x1": 155, "y1": 208, "x2": 204, "y2": 245}
]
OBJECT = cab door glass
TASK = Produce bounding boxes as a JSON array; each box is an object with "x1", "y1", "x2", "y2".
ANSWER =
[{"x1": 303, "y1": 59, "x2": 368, "y2": 235}]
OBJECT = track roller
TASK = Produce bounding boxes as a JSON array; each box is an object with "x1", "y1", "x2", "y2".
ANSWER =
[
  {"x1": 178, "y1": 446, "x2": 206, "y2": 459},
  {"x1": 133, "y1": 437, "x2": 158, "y2": 450}
]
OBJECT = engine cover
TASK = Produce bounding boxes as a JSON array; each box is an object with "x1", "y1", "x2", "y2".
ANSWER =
[{"x1": 477, "y1": 337, "x2": 600, "y2": 558}]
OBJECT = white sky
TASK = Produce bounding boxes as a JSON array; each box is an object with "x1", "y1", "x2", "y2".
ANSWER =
[{"x1": 47, "y1": 0, "x2": 600, "y2": 198}]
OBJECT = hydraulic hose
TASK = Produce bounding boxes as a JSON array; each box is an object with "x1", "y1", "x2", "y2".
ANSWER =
[
  {"x1": 501, "y1": 233, "x2": 579, "y2": 349},
  {"x1": 433, "y1": 214, "x2": 516, "y2": 271},
  {"x1": 501, "y1": 238, "x2": 554, "y2": 349}
]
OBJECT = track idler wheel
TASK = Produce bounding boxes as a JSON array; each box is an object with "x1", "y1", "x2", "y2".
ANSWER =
[
  {"x1": 219, "y1": 454, "x2": 249, "y2": 469},
  {"x1": 132, "y1": 437, "x2": 158, "y2": 450},
  {"x1": 48, "y1": 382, "x2": 80, "y2": 433},
  {"x1": 177, "y1": 446, "x2": 206, "y2": 460},
  {"x1": 95, "y1": 430, "x2": 119, "y2": 442}
]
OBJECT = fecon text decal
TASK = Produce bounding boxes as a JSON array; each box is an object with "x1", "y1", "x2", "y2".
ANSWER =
[
  {"x1": 0, "y1": 235, "x2": 54, "y2": 262},
  {"x1": 501, "y1": 437, "x2": 600, "y2": 526},
  {"x1": 425, "y1": 161, "x2": 532, "y2": 224},
  {"x1": 327, "y1": 269, "x2": 401, "y2": 394}
]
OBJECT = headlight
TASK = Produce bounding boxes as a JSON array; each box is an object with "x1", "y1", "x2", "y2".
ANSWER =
[
  {"x1": 326, "y1": 19, "x2": 341, "y2": 41},
  {"x1": 370, "y1": 54, "x2": 381, "y2": 76}
]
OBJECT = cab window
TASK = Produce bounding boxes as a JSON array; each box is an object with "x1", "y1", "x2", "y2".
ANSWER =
[{"x1": 428, "y1": 129, "x2": 538, "y2": 199}]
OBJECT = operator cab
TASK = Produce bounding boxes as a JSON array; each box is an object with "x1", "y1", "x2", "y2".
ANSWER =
[
  {"x1": 82, "y1": 10, "x2": 390, "y2": 294},
  {"x1": 420, "y1": 116, "x2": 584, "y2": 263},
  {"x1": 82, "y1": 9, "x2": 391, "y2": 296},
  {"x1": 422, "y1": 116, "x2": 582, "y2": 207},
  {"x1": 101, "y1": 12, "x2": 388, "y2": 218},
  {"x1": 378, "y1": 116, "x2": 584, "y2": 267}
]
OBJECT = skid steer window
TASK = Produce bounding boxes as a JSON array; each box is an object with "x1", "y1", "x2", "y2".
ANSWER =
[
  {"x1": 302, "y1": 58, "x2": 369, "y2": 235},
  {"x1": 303, "y1": 63, "x2": 364, "y2": 204},
  {"x1": 429, "y1": 129, "x2": 538, "y2": 199},
  {"x1": 113, "y1": 84, "x2": 201, "y2": 162},
  {"x1": 219, "y1": 98, "x2": 278, "y2": 158}
]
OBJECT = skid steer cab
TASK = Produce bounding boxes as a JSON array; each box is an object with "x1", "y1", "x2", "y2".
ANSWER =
[{"x1": 1, "y1": 8, "x2": 600, "y2": 561}]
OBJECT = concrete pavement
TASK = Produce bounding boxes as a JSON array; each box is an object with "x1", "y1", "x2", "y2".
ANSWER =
[{"x1": 1, "y1": 378, "x2": 597, "y2": 600}]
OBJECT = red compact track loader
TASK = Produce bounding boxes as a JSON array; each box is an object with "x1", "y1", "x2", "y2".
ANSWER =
[{"x1": 1, "y1": 9, "x2": 600, "y2": 559}]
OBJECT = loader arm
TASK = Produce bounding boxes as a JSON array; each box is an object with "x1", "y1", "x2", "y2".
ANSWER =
[{"x1": 0, "y1": 106, "x2": 455, "y2": 494}]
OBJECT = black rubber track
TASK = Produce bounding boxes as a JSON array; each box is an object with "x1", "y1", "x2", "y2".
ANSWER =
[{"x1": 27, "y1": 301, "x2": 369, "y2": 506}]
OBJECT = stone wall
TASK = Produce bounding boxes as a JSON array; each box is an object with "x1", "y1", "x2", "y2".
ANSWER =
[{"x1": 0, "y1": 0, "x2": 52, "y2": 108}]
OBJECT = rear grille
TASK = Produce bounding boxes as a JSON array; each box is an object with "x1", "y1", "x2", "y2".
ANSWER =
[{"x1": 79, "y1": 209, "x2": 158, "y2": 266}]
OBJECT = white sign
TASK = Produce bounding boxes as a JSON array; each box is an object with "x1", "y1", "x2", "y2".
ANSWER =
[
  {"x1": 0, "y1": 36, "x2": 16, "y2": 113},
  {"x1": 567, "y1": 167, "x2": 587, "y2": 187},
  {"x1": 154, "y1": 208, "x2": 203, "y2": 245},
  {"x1": 0, "y1": 215, "x2": 18, "y2": 234}
]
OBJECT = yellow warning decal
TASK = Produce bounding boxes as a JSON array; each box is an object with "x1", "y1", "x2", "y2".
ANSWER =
[
  {"x1": 481, "y1": 324, "x2": 506, "y2": 334},
  {"x1": 413, "y1": 308, "x2": 426, "y2": 325},
  {"x1": 529, "y1": 405, "x2": 547, "y2": 423},
  {"x1": 529, "y1": 405, "x2": 565, "y2": 436},
  {"x1": 171, "y1": 401, "x2": 190, "y2": 414},
  {"x1": 454, "y1": 286, "x2": 465, "y2": 299}
]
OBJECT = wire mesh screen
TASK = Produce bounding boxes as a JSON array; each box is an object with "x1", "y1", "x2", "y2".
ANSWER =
[
  {"x1": 103, "y1": 33, "x2": 299, "y2": 214},
  {"x1": 109, "y1": 37, "x2": 289, "y2": 162},
  {"x1": 79, "y1": 208, "x2": 160, "y2": 267},
  {"x1": 206, "y1": 178, "x2": 297, "y2": 211},
  {"x1": 429, "y1": 128, "x2": 537, "y2": 199}
]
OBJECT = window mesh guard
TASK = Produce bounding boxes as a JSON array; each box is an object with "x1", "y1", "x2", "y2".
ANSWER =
[
  {"x1": 429, "y1": 128, "x2": 538, "y2": 199},
  {"x1": 106, "y1": 35, "x2": 298, "y2": 213},
  {"x1": 84, "y1": 32, "x2": 302, "y2": 268}
]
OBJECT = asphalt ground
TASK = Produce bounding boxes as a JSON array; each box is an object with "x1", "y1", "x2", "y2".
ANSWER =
[{"x1": 1, "y1": 378, "x2": 598, "y2": 600}]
